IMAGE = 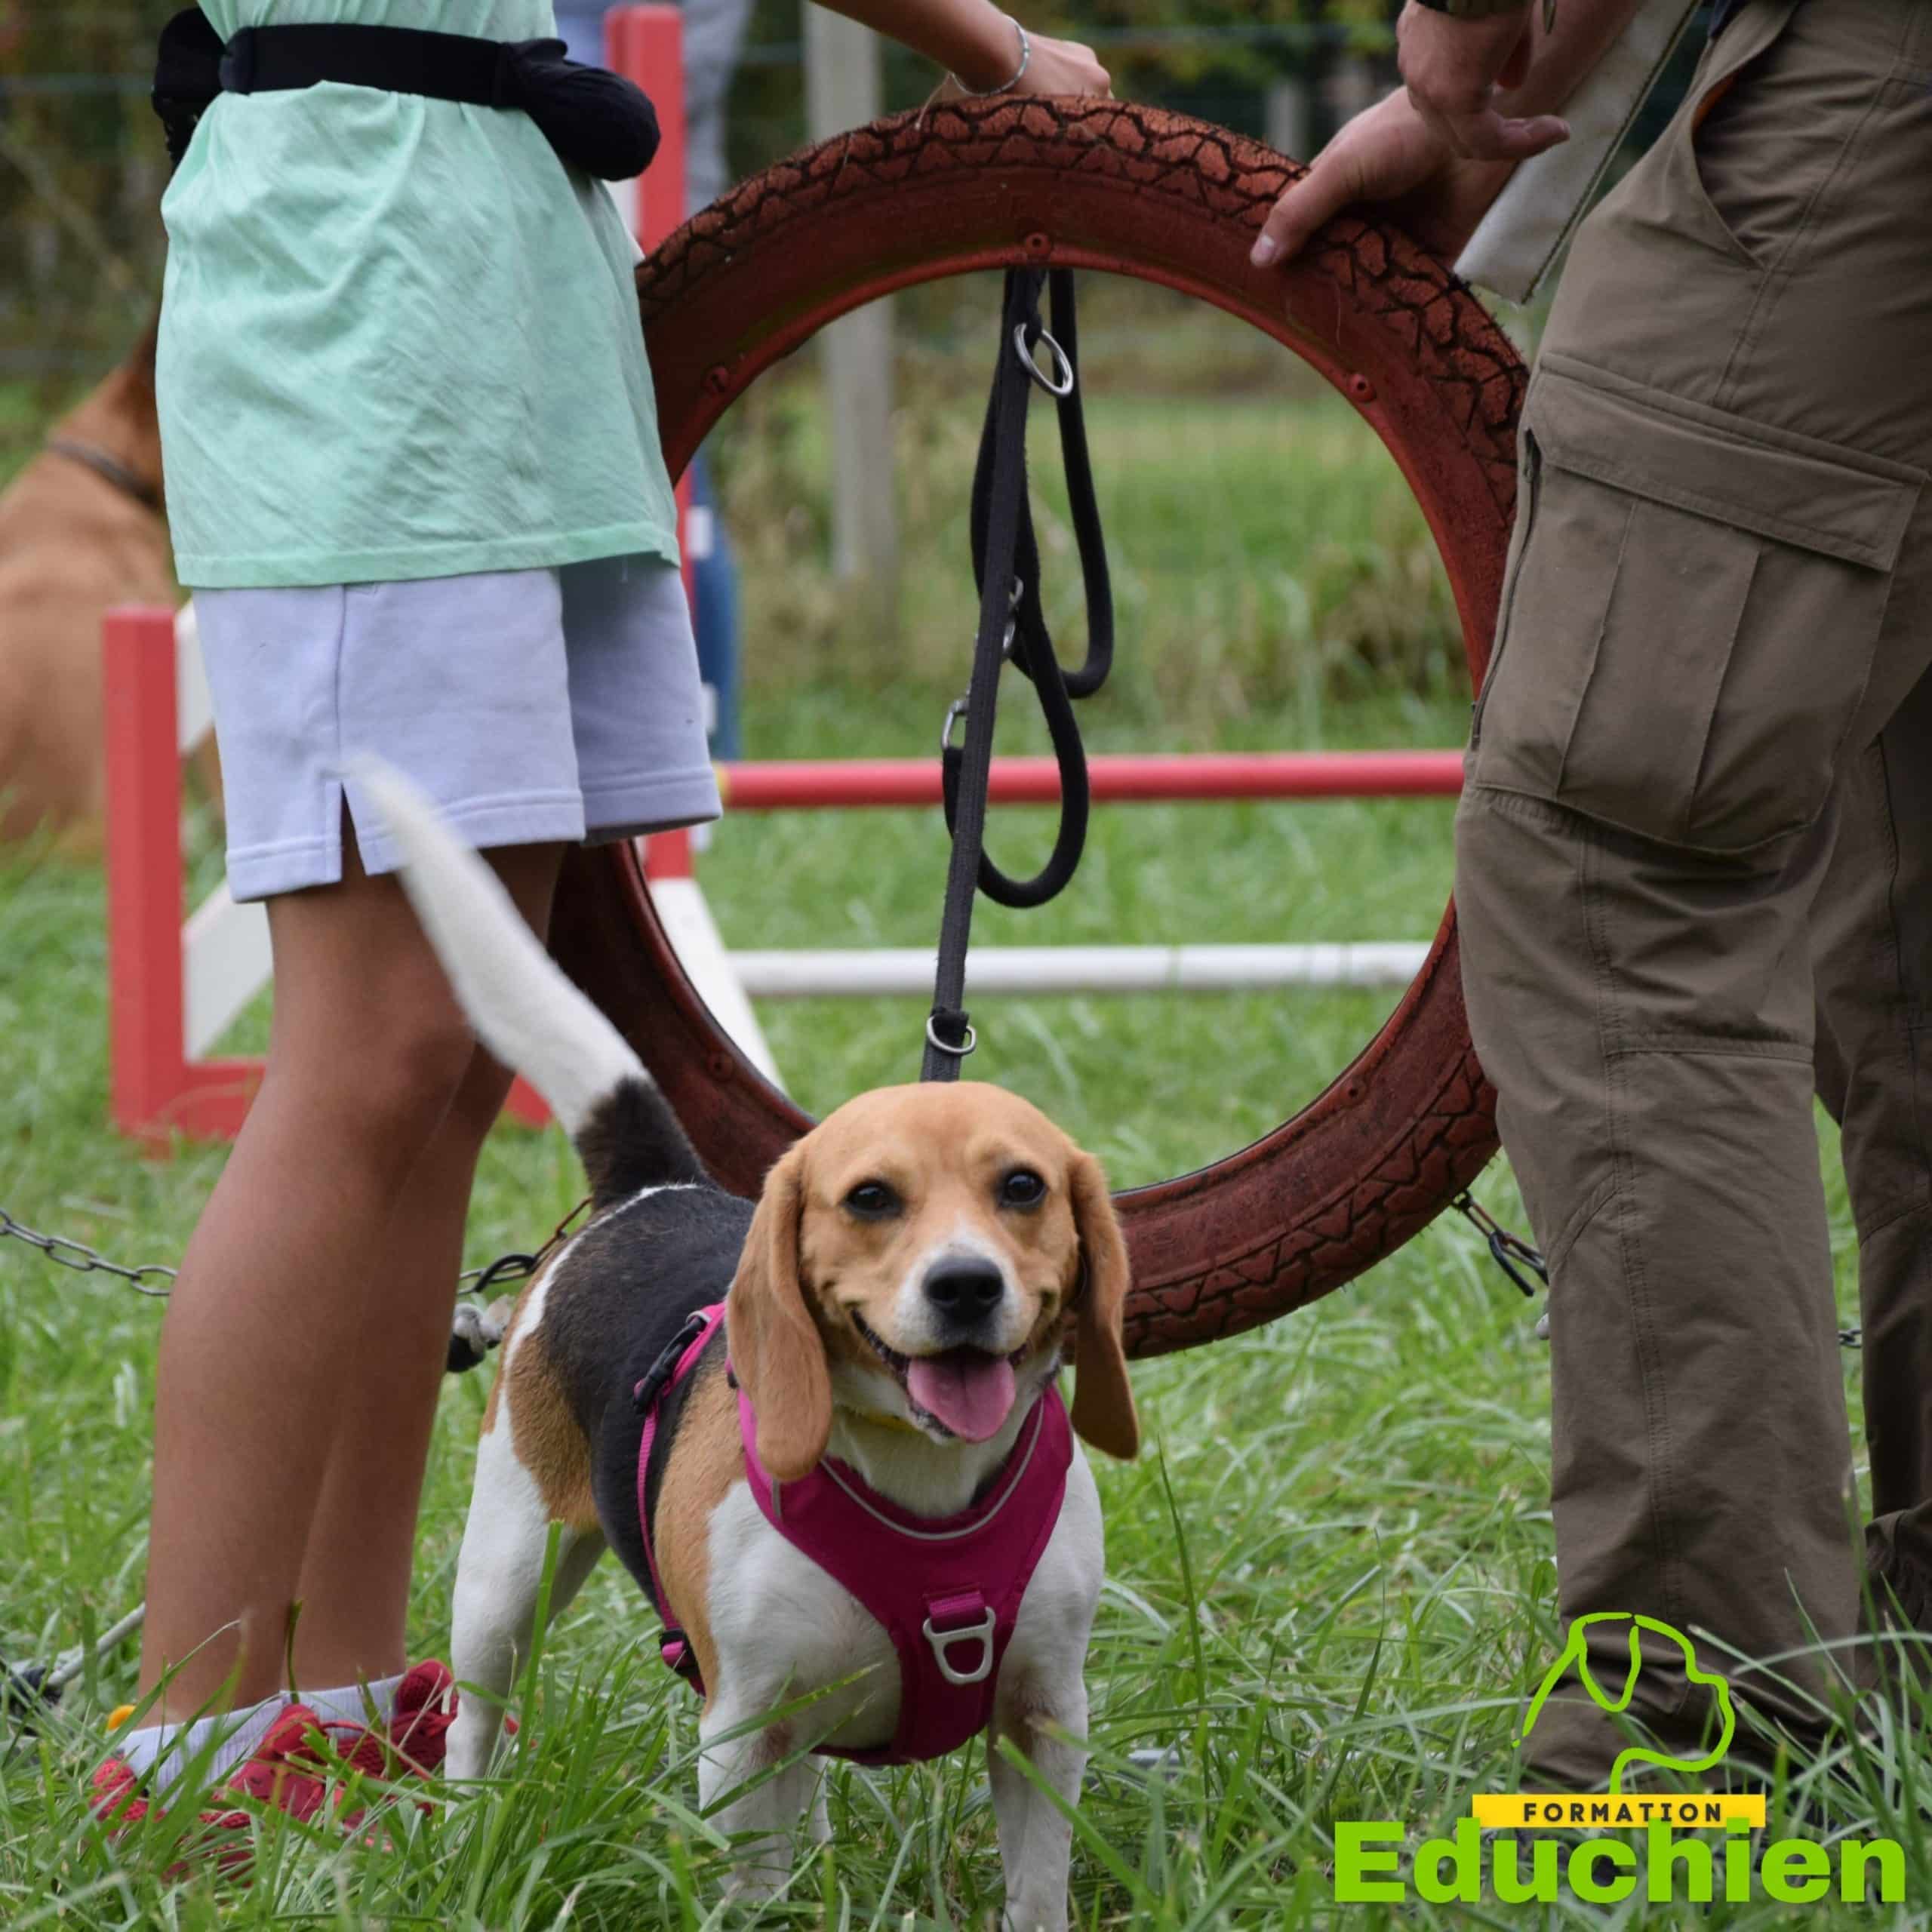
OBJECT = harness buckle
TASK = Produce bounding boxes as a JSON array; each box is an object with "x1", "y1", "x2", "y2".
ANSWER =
[{"x1": 923, "y1": 1605, "x2": 998, "y2": 1686}]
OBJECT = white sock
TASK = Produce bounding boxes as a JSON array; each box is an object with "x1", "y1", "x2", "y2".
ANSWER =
[
  {"x1": 306, "y1": 1672, "x2": 404, "y2": 1730},
  {"x1": 118, "y1": 1672, "x2": 404, "y2": 1791}
]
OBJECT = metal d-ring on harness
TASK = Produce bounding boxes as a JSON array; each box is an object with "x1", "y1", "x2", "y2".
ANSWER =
[{"x1": 922, "y1": 266, "x2": 1113, "y2": 1080}]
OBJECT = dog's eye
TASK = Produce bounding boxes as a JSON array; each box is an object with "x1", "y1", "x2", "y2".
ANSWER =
[
  {"x1": 844, "y1": 1180, "x2": 901, "y2": 1220},
  {"x1": 998, "y1": 1169, "x2": 1047, "y2": 1209}
]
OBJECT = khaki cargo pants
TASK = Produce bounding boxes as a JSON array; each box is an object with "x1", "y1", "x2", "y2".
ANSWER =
[{"x1": 1457, "y1": 0, "x2": 1932, "y2": 1783}]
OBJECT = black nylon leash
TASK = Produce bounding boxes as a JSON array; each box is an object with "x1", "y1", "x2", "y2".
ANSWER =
[{"x1": 923, "y1": 269, "x2": 1112, "y2": 1080}]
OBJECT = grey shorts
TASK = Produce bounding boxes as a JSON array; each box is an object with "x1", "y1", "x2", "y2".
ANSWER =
[{"x1": 194, "y1": 556, "x2": 721, "y2": 901}]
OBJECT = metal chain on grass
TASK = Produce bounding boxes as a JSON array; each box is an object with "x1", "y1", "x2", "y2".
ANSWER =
[
  {"x1": 0, "y1": 1195, "x2": 598, "y2": 1727},
  {"x1": 0, "y1": 1195, "x2": 591, "y2": 1309},
  {"x1": 453, "y1": 1195, "x2": 592, "y2": 1299},
  {"x1": 0, "y1": 1206, "x2": 177, "y2": 1298}
]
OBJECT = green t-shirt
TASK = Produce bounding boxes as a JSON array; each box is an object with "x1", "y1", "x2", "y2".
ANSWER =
[{"x1": 158, "y1": 1, "x2": 679, "y2": 589}]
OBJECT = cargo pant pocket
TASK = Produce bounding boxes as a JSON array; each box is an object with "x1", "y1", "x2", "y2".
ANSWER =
[{"x1": 1471, "y1": 360, "x2": 1921, "y2": 856}]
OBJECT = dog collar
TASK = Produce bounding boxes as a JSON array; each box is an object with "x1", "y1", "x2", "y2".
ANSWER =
[{"x1": 45, "y1": 436, "x2": 163, "y2": 515}]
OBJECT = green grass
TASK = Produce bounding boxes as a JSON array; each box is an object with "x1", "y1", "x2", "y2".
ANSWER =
[
  {"x1": 0, "y1": 683, "x2": 1903, "y2": 1927},
  {"x1": 0, "y1": 356, "x2": 1912, "y2": 1923}
]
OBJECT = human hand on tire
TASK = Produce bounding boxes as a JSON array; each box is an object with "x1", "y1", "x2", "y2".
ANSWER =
[
  {"x1": 1006, "y1": 31, "x2": 1111, "y2": 100},
  {"x1": 933, "y1": 24, "x2": 1112, "y2": 102},
  {"x1": 1250, "y1": 88, "x2": 1509, "y2": 268},
  {"x1": 824, "y1": 2, "x2": 1110, "y2": 102}
]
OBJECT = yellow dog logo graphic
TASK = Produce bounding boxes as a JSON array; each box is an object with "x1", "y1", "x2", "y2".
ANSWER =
[{"x1": 1519, "y1": 1612, "x2": 1735, "y2": 1792}]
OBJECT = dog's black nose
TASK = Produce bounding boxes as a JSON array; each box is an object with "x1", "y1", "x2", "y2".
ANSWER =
[{"x1": 923, "y1": 1257, "x2": 1005, "y2": 1320}]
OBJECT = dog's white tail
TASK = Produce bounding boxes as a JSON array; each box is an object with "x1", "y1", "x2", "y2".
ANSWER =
[{"x1": 350, "y1": 758, "x2": 646, "y2": 1136}]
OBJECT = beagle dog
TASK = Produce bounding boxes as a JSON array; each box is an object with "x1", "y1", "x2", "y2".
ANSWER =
[{"x1": 361, "y1": 765, "x2": 1139, "y2": 1927}]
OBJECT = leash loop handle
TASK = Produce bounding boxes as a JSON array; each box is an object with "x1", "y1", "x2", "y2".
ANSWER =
[
  {"x1": 937, "y1": 272, "x2": 1111, "y2": 894},
  {"x1": 924, "y1": 268, "x2": 1112, "y2": 1077}
]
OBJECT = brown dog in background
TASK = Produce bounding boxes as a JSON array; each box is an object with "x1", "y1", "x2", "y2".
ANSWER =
[{"x1": 0, "y1": 312, "x2": 177, "y2": 851}]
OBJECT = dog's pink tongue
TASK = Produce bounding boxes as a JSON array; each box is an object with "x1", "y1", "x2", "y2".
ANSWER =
[{"x1": 906, "y1": 1353, "x2": 1016, "y2": 1441}]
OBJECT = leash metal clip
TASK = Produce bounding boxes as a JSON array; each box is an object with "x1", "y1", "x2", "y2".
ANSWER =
[
  {"x1": 924, "y1": 1607, "x2": 998, "y2": 1684},
  {"x1": 998, "y1": 574, "x2": 1023, "y2": 661},
  {"x1": 1451, "y1": 1189, "x2": 1547, "y2": 1299},
  {"x1": 940, "y1": 579, "x2": 1027, "y2": 755}
]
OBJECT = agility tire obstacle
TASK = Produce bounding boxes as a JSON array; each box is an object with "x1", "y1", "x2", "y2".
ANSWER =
[{"x1": 548, "y1": 97, "x2": 1523, "y2": 1359}]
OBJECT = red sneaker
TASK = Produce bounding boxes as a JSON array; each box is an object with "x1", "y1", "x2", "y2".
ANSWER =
[
  {"x1": 91, "y1": 1759, "x2": 251, "y2": 1880},
  {"x1": 386, "y1": 1660, "x2": 457, "y2": 1777},
  {"x1": 89, "y1": 1755, "x2": 154, "y2": 1830},
  {"x1": 89, "y1": 1718, "x2": 314, "y2": 1879},
  {"x1": 92, "y1": 1678, "x2": 454, "y2": 1873},
  {"x1": 222, "y1": 1702, "x2": 386, "y2": 1823}
]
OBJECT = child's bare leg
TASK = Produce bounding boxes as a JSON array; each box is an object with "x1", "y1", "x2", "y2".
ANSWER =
[
  {"x1": 136, "y1": 827, "x2": 561, "y2": 1721},
  {"x1": 288, "y1": 1032, "x2": 538, "y2": 1689}
]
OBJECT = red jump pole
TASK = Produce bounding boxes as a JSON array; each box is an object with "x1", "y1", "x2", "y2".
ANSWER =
[
  {"x1": 105, "y1": 606, "x2": 266, "y2": 1146},
  {"x1": 606, "y1": 5, "x2": 694, "y2": 889},
  {"x1": 715, "y1": 750, "x2": 1467, "y2": 812},
  {"x1": 607, "y1": 5, "x2": 687, "y2": 257},
  {"x1": 104, "y1": 606, "x2": 187, "y2": 1140}
]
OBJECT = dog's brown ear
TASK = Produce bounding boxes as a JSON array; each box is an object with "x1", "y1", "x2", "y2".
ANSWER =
[
  {"x1": 1066, "y1": 1151, "x2": 1139, "y2": 1459},
  {"x1": 726, "y1": 1140, "x2": 832, "y2": 1481}
]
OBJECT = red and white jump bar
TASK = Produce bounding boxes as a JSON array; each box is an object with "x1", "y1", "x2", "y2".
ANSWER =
[{"x1": 718, "y1": 751, "x2": 1463, "y2": 811}]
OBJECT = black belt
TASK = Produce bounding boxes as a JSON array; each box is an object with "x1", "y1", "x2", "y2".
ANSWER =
[{"x1": 152, "y1": 8, "x2": 659, "y2": 181}]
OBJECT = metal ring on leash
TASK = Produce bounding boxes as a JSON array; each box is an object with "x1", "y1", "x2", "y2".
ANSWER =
[
  {"x1": 924, "y1": 1015, "x2": 978, "y2": 1058},
  {"x1": 1013, "y1": 324, "x2": 1074, "y2": 397}
]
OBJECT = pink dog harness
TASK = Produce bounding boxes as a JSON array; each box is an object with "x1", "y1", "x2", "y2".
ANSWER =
[{"x1": 633, "y1": 1303, "x2": 1073, "y2": 1764}]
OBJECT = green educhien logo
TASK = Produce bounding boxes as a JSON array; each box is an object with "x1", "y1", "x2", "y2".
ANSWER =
[
  {"x1": 1331, "y1": 1613, "x2": 1906, "y2": 1907},
  {"x1": 1519, "y1": 1612, "x2": 1736, "y2": 1797}
]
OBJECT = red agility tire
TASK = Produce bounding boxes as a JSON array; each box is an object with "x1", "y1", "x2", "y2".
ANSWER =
[{"x1": 548, "y1": 99, "x2": 1518, "y2": 1358}]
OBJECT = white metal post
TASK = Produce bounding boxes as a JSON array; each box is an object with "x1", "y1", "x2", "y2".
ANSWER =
[{"x1": 801, "y1": 5, "x2": 900, "y2": 626}]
